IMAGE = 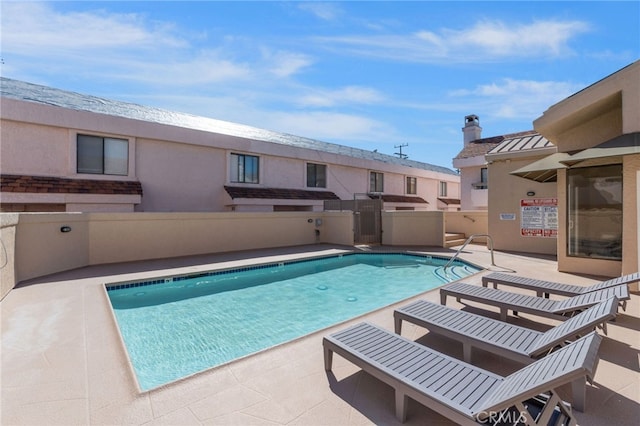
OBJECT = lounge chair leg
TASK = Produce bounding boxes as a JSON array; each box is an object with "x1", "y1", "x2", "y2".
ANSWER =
[
  {"x1": 394, "y1": 317, "x2": 402, "y2": 334},
  {"x1": 463, "y1": 343, "x2": 472, "y2": 363},
  {"x1": 535, "y1": 392, "x2": 562, "y2": 426},
  {"x1": 500, "y1": 308, "x2": 508, "y2": 322},
  {"x1": 515, "y1": 401, "x2": 537, "y2": 425},
  {"x1": 324, "y1": 347, "x2": 333, "y2": 371},
  {"x1": 395, "y1": 390, "x2": 408, "y2": 422},
  {"x1": 440, "y1": 293, "x2": 448, "y2": 305},
  {"x1": 571, "y1": 377, "x2": 586, "y2": 412}
]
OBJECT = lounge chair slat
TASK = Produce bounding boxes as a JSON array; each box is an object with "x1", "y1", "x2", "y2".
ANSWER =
[
  {"x1": 482, "y1": 271, "x2": 639, "y2": 297},
  {"x1": 455, "y1": 374, "x2": 498, "y2": 407},
  {"x1": 394, "y1": 299, "x2": 617, "y2": 363},
  {"x1": 482, "y1": 334, "x2": 600, "y2": 414},
  {"x1": 441, "y1": 282, "x2": 627, "y2": 321},
  {"x1": 323, "y1": 322, "x2": 601, "y2": 423}
]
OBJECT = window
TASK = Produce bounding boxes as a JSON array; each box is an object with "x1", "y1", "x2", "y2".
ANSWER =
[
  {"x1": 369, "y1": 171, "x2": 384, "y2": 192},
  {"x1": 406, "y1": 176, "x2": 417, "y2": 194},
  {"x1": 439, "y1": 181, "x2": 447, "y2": 197},
  {"x1": 77, "y1": 134, "x2": 128, "y2": 175},
  {"x1": 480, "y1": 167, "x2": 488, "y2": 188},
  {"x1": 306, "y1": 163, "x2": 327, "y2": 188},
  {"x1": 230, "y1": 153, "x2": 259, "y2": 183},
  {"x1": 567, "y1": 164, "x2": 622, "y2": 260}
]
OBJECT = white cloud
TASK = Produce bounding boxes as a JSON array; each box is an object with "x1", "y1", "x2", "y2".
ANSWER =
[
  {"x1": 260, "y1": 49, "x2": 314, "y2": 78},
  {"x1": 450, "y1": 78, "x2": 584, "y2": 119},
  {"x1": 2, "y1": 2, "x2": 185, "y2": 53},
  {"x1": 266, "y1": 111, "x2": 395, "y2": 144},
  {"x1": 298, "y1": 86, "x2": 385, "y2": 107},
  {"x1": 1, "y1": 2, "x2": 309, "y2": 86},
  {"x1": 297, "y1": 2, "x2": 342, "y2": 21},
  {"x1": 445, "y1": 19, "x2": 590, "y2": 57},
  {"x1": 315, "y1": 18, "x2": 591, "y2": 63}
]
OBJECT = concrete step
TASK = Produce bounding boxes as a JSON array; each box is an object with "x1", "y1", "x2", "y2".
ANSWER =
[
  {"x1": 444, "y1": 232, "x2": 466, "y2": 248},
  {"x1": 444, "y1": 239, "x2": 467, "y2": 248}
]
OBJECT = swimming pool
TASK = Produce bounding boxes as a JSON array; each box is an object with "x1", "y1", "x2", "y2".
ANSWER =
[{"x1": 106, "y1": 252, "x2": 480, "y2": 391}]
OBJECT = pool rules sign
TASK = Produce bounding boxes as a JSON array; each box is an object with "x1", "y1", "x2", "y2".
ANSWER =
[{"x1": 520, "y1": 198, "x2": 558, "y2": 237}]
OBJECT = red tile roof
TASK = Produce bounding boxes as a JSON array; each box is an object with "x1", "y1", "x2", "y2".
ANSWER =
[
  {"x1": 0, "y1": 174, "x2": 143, "y2": 195},
  {"x1": 224, "y1": 186, "x2": 340, "y2": 200}
]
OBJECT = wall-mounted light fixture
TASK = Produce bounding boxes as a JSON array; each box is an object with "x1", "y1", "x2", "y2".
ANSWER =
[
  {"x1": 526, "y1": 191, "x2": 536, "y2": 197},
  {"x1": 60, "y1": 226, "x2": 72, "y2": 233}
]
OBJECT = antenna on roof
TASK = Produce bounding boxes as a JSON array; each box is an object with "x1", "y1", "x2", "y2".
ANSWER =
[{"x1": 394, "y1": 143, "x2": 408, "y2": 159}]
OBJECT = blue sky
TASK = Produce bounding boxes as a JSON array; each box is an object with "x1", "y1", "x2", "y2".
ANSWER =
[{"x1": 2, "y1": 1, "x2": 638, "y2": 170}]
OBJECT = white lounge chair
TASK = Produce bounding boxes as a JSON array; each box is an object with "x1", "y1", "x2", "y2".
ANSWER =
[
  {"x1": 323, "y1": 322, "x2": 601, "y2": 424},
  {"x1": 440, "y1": 282, "x2": 628, "y2": 322},
  {"x1": 394, "y1": 298, "x2": 617, "y2": 367},
  {"x1": 482, "y1": 271, "x2": 639, "y2": 297}
]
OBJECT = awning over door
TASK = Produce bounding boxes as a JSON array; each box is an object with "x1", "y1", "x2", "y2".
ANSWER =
[
  {"x1": 511, "y1": 132, "x2": 640, "y2": 182},
  {"x1": 560, "y1": 132, "x2": 640, "y2": 166},
  {"x1": 510, "y1": 153, "x2": 570, "y2": 182}
]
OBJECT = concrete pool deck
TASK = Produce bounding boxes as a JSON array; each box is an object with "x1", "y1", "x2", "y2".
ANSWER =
[{"x1": 1, "y1": 244, "x2": 639, "y2": 425}]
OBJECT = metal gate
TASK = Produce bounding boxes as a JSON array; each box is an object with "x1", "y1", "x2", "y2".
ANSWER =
[{"x1": 324, "y1": 197, "x2": 382, "y2": 244}]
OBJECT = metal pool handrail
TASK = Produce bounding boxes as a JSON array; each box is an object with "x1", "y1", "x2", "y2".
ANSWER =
[{"x1": 443, "y1": 233, "x2": 496, "y2": 270}]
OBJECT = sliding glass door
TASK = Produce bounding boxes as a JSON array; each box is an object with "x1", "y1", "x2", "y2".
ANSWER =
[{"x1": 567, "y1": 164, "x2": 622, "y2": 260}]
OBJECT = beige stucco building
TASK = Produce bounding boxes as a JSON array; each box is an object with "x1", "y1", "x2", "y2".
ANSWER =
[
  {"x1": 0, "y1": 78, "x2": 460, "y2": 214},
  {"x1": 486, "y1": 61, "x2": 639, "y2": 278}
]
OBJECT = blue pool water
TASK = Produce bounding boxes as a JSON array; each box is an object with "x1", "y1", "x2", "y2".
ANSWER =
[{"x1": 106, "y1": 253, "x2": 480, "y2": 391}]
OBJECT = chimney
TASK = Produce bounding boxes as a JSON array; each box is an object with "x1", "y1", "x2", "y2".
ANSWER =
[{"x1": 463, "y1": 114, "x2": 482, "y2": 145}]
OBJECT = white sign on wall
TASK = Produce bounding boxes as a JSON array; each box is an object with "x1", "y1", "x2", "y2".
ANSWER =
[{"x1": 521, "y1": 198, "x2": 558, "y2": 237}]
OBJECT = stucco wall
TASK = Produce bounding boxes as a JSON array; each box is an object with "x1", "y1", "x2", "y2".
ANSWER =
[
  {"x1": 444, "y1": 211, "x2": 488, "y2": 242},
  {"x1": 0, "y1": 120, "x2": 70, "y2": 176},
  {"x1": 14, "y1": 213, "x2": 91, "y2": 287},
  {"x1": 553, "y1": 104, "x2": 623, "y2": 153},
  {"x1": 3, "y1": 211, "x2": 354, "y2": 294},
  {"x1": 0, "y1": 214, "x2": 19, "y2": 299},
  {"x1": 381, "y1": 211, "x2": 444, "y2": 246},
  {"x1": 487, "y1": 158, "x2": 558, "y2": 255},
  {"x1": 622, "y1": 154, "x2": 639, "y2": 278},
  {"x1": 135, "y1": 138, "x2": 227, "y2": 212},
  {"x1": 87, "y1": 212, "x2": 348, "y2": 265},
  {"x1": 1, "y1": 96, "x2": 461, "y2": 213},
  {"x1": 459, "y1": 165, "x2": 487, "y2": 210}
]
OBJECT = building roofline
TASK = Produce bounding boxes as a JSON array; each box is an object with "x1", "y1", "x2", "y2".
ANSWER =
[{"x1": 1, "y1": 77, "x2": 458, "y2": 176}]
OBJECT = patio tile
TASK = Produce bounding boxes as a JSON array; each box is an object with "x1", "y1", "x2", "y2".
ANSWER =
[{"x1": 2, "y1": 244, "x2": 638, "y2": 425}]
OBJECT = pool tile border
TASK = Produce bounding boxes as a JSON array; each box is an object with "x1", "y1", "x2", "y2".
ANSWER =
[{"x1": 104, "y1": 251, "x2": 473, "y2": 292}]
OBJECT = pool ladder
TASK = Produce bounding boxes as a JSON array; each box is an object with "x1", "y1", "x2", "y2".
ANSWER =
[{"x1": 443, "y1": 234, "x2": 496, "y2": 275}]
